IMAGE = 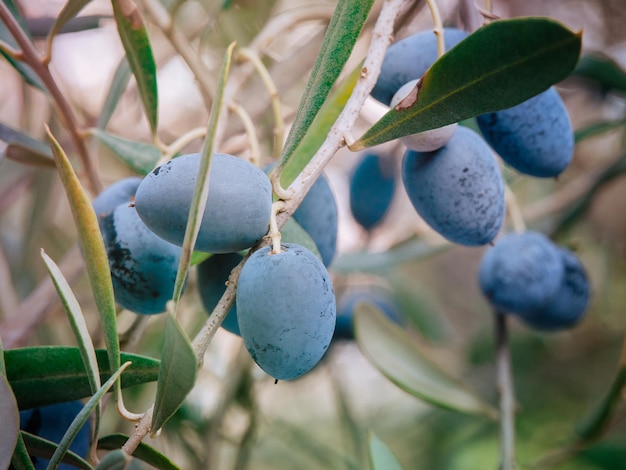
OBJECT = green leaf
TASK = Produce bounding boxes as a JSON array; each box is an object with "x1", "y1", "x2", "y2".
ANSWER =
[
  {"x1": 0, "y1": 0, "x2": 46, "y2": 90},
  {"x1": 41, "y1": 249, "x2": 102, "y2": 446},
  {"x1": 46, "y1": 127, "x2": 122, "y2": 401},
  {"x1": 111, "y1": 0, "x2": 158, "y2": 134},
  {"x1": 10, "y1": 433, "x2": 36, "y2": 470},
  {"x1": 0, "y1": 373, "x2": 19, "y2": 470},
  {"x1": 279, "y1": 61, "x2": 361, "y2": 188},
  {"x1": 91, "y1": 128, "x2": 161, "y2": 175},
  {"x1": 98, "y1": 433, "x2": 182, "y2": 470},
  {"x1": 45, "y1": 0, "x2": 92, "y2": 53},
  {"x1": 20, "y1": 432, "x2": 92, "y2": 470},
  {"x1": 552, "y1": 152, "x2": 626, "y2": 238},
  {"x1": 47, "y1": 362, "x2": 130, "y2": 470},
  {"x1": 281, "y1": 218, "x2": 322, "y2": 262},
  {"x1": 41, "y1": 250, "x2": 101, "y2": 395},
  {"x1": 574, "y1": 119, "x2": 626, "y2": 143},
  {"x1": 171, "y1": 42, "x2": 235, "y2": 306},
  {"x1": 97, "y1": 57, "x2": 132, "y2": 130},
  {"x1": 354, "y1": 303, "x2": 497, "y2": 418},
  {"x1": 351, "y1": 17, "x2": 582, "y2": 150},
  {"x1": 368, "y1": 432, "x2": 403, "y2": 470},
  {"x1": 151, "y1": 314, "x2": 197, "y2": 433},
  {"x1": 573, "y1": 53, "x2": 626, "y2": 95},
  {"x1": 4, "y1": 142, "x2": 56, "y2": 168},
  {"x1": 332, "y1": 238, "x2": 448, "y2": 274},
  {"x1": 5, "y1": 347, "x2": 160, "y2": 410},
  {"x1": 190, "y1": 251, "x2": 211, "y2": 266},
  {"x1": 278, "y1": 0, "x2": 373, "y2": 165},
  {"x1": 0, "y1": 122, "x2": 54, "y2": 164},
  {"x1": 95, "y1": 449, "x2": 130, "y2": 469},
  {"x1": 576, "y1": 366, "x2": 626, "y2": 442}
]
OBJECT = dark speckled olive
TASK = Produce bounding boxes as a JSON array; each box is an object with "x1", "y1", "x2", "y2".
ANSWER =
[
  {"x1": 349, "y1": 153, "x2": 396, "y2": 230},
  {"x1": 236, "y1": 243, "x2": 336, "y2": 380},
  {"x1": 478, "y1": 231, "x2": 564, "y2": 316},
  {"x1": 92, "y1": 177, "x2": 142, "y2": 229},
  {"x1": 197, "y1": 252, "x2": 243, "y2": 336},
  {"x1": 334, "y1": 288, "x2": 403, "y2": 341},
  {"x1": 520, "y1": 247, "x2": 590, "y2": 330},
  {"x1": 135, "y1": 153, "x2": 272, "y2": 253},
  {"x1": 476, "y1": 87, "x2": 574, "y2": 177},
  {"x1": 372, "y1": 27, "x2": 469, "y2": 105},
  {"x1": 402, "y1": 126, "x2": 505, "y2": 246},
  {"x1": 20, "y1": 401, "x2": 91, "y2": 470},
  {"x1": 102, "y1": 203, "x2": 182, "y2": 315}
]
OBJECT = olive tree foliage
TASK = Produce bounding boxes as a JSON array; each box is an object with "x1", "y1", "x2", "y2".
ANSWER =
[{"x1": 1, "y1": 0, "x2": 626, "y2": 469}]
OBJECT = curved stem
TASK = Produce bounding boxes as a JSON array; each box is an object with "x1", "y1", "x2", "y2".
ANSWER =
[
  {"x1": 495, "y1": 310, "x2": 516, "y2": 470},
  {"x1": 120, "y1": 0, "x2": 411, "y2": 452},
  {"x1": 277, "y1": 0, "x2": 411, "y2": 228},
  {"x1": 425, "y1": 0, "x2": 445, "y2": 58},
  {"x1": 269, "y1": 201, "x2": 286, "y2": 254},
  {"x1": 237, "y1": 47, "x2": 285, "y2": 158},
  {"x1": 134, "y1": 0, "x2": 214, "y2": 109},
  {"x1": 0, "y1": 3, "x2": 102, "y2": 194},
  {"x1": 228, "y1": 101, "x2": 260, "y2": 166},
  {"x1": 505, "y1": 185, "x2": 526, "y2": 233}
]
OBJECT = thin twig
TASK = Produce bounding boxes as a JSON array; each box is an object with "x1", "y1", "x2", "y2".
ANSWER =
[
  {"x1": 236, "y1": 47, "x2": 285, "y2": 159},
  {"x1": 425, "y1": 0, "x2": 445, "y2": 57},
  {"x1": 495, "y1": 310, "x2": 516, "y2": 470},
  {"x1": 228, "y1": 101, "x2": 261, "y2": 166},
  {"x1": 134, "y1": 0, "x2": 214, "y2": 109},
  {"x1": 0, "y1": 2, "x2": 102, "y2": 194},
  {"x1": 276, "y1": 0, "x2": 411, "y2": 227},
  {"x1": 120, "y1": 0, "x2": 411, "y2": 453}
]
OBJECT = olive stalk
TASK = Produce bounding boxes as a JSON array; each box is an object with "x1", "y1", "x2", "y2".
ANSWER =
[
  {"x1": 0, "y1": 2, "x2": 102, "y2": 195},
  {"x1": 120, "y1": 0, "x2": 413, "y2": 455}
]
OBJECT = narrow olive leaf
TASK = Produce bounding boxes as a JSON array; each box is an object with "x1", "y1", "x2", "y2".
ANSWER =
[
  {"x1": 151, "y1": 314, "x2": 197, "y2": 434},
  {"x1": 189, "y1": 251, "x2": 211, "y2": 266},
  {"x1": 279, "y1": 61, "x2": 361, "y2": 189},
  {"x1": 95, "y1": 449, "x2": 130, "y2": 469},
  {"x1": 332, "y1": 238, "x2": 448, "y2": 275},
  {"x1": 111, "y1": 0, "x2": 158, "y2": 134},
  {"x1": 572, "y1": 53, "x2": 626, "y2": 95},
  {"x1": 368, "y1": 432, "x2": 403, "y2": 470},
  {"x1": 171, "y1": 42, "x2": 235, "y2": 306},
  {"x1": 20, "y1": 432, "x2": 92, "y2": 470},
  {"x1": 41, "y1": 250, "x2": 101, "y2": 394},
  {"x1": 351, "y1": 17, "x2": 582, "y2": 150},
  {"x1": 10, "y1": 433, "x2": 36, "y2": 470},
  {"x1": 97, "y1": 57, "x2": 132, "y2": 130},
  {"x1": 281, "y1": 218, "x2": 322, "y2": 262},
  {"x1": 6, "y1": 347, "x2": 159, "y2": 410},
  {"x1": 46, "y1": 127, "x2": 122, "y2": 400},
  {"x1": 47, "y1": 362, "x2": 131, "y2": 470},
  {"x1": 354, "y1": 303, "x2": 498, "y2": 418},
  {"x1": 0, "y1": 373, "x2": 20, "y2": 470},
  {"x1": 41, "y1": 249, "x2": 102, "y2": 448},
  {"x1": 90, "y1": 128, "x2": 161, "y2": 175},
  {"x1": 45, "y1": 0, "x2": 93, "y2": 53},
  {"x1": 576, "y1": 366, "x2": 626, "y2": 443},
  {"x1": 0, "y1": 122, "x2": 53, "y2": 157},
  {"x1": 4, "y1": 142, "x2": 56, "y2": 168},
  {"x1": 278, "y1": 0, "x2": 374, "y2": 165},
  {"x1": 0, "y1": 0, "x2": 46, "y2": 90},
  {"x1": 98, "y1": 433, "x2": 182, "y2": 470},
  {"x1": 552, "y1": 152, "x2": 626, "y2": 238},
  {"x1": 574, "y1": 119, "x2": 626, "y2": 143}
]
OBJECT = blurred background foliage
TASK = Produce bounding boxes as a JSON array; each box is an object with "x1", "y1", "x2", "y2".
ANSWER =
[{"x1": 1, "y1": 0, "x2": 626, "y2": 468}]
